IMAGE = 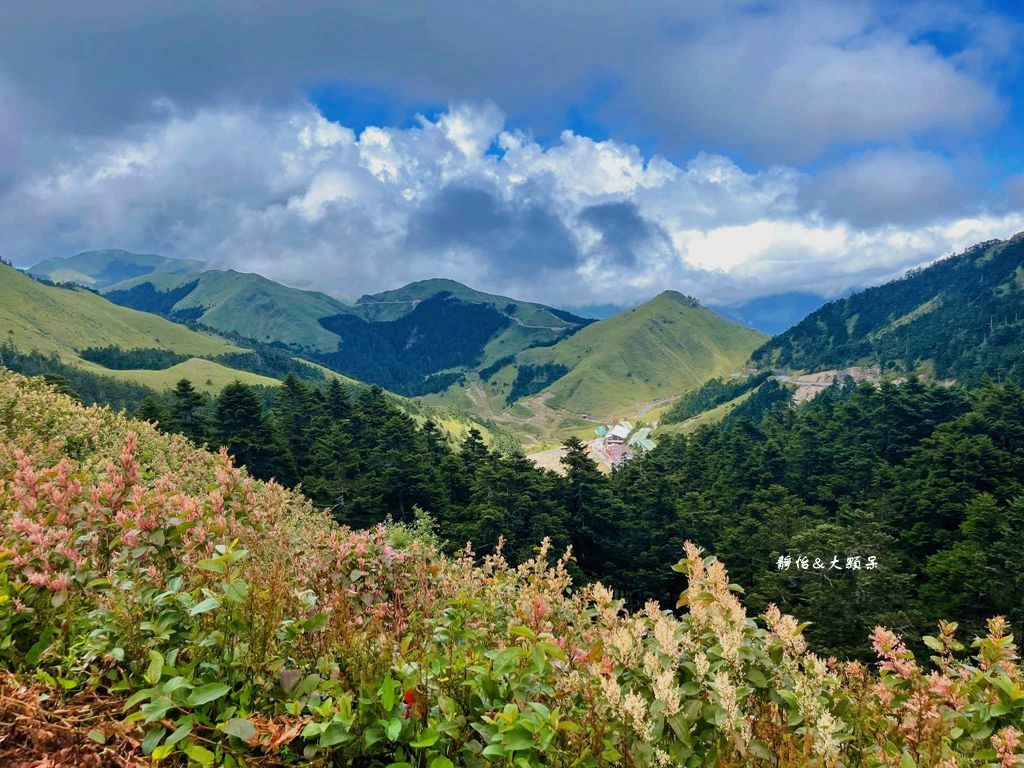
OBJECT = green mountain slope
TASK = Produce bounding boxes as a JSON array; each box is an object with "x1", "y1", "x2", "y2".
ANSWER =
[
  {"x1": 520, "y1": 291, "x2": 767, "y2": 415},
  {"x1": 28, "y1": 249, "x2": 204, "y2": 289},
  {"x1": 0, "y1": 263, "x2": 280, "y2": 391},
  {"x1": 105, "y1": 270, "x2": 351, "y2": 352},
  {"x1": 350, "y1": 278, "x2": 586, "y2": 327},
  {"x1": 751, "y1": 232, "x2": 1024, "y2": 382},
  {"x1": 346, "y1": 278, "x2": 594, "y2": 366}
]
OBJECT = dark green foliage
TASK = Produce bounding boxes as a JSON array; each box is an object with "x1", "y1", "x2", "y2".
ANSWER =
[
  {"x1": 406, "y1": 370, "x2": 466, "y2": 396},
  {"x1": 507, "y1": 363, "x2": 570, "y2": 402},
  {"x1": 209, "y1": 350, "x2": 326, "y2": 382},
  {"x1": 318, "y1": 296, "x2": 513, "y2": 395},
  {"x1": 75, "y1": 342, "x2": 326, "y2": 382},
  {"x1": 170, "y1": 379, "x2": 209, "y2": 444},
  {"x1": 479, "y1": 355, "x2": 515, "y2": 381},
  {"x1": 134, "y1": 395, "x2": 171, "y2": 426},
  {"x1": 547, "y1": 307, "x2": 597, "y2": 325},
  {"x1": 79, "y1": 345, "x2": 189, "y2": 370},
  {"x1": 106, "y1": 279, "x2": 201, "y2": 317},
  {"x1": 213, "y1": 381, "x2": 296, "y2": 484},
  {"x1": 662, "y1": 371, "x2": 771, "y2": 424},
  {"x1": 752, "y1": 234, "x2": 1024, "y2": 383},
  {"x1": 721, "y1": 379, "x2": 792, "y2": 426}
]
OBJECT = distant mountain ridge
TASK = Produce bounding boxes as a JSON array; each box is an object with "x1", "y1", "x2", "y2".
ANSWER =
[
  {"x1": 98, "y1": 269, "x2": 593, "y2": 397},
  {"x1": 28, "y1": 249, "x2": 205, "y2": 289},
  {"x1": 711, "y1": 292, "x2": 828, "y2": 335},
  {"x1": 751, "y1": 232, "x2": 1024, "y2": 383}
]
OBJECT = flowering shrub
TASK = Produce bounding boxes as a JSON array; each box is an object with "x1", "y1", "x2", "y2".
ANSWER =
[{"x1": 1, "y1": 369, "x2": 1022, "y2": 767}]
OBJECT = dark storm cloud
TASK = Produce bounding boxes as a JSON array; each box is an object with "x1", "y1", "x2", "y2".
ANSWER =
[
  {"x1": 578, "y1": 201, "x2": 669, "y2": 269},
  {"x1": 0, "y1": 0, "x2": 1011, "y2": 161},
  {"x1": 404, "y1": 185, "x2": 579, "y2": 279}
]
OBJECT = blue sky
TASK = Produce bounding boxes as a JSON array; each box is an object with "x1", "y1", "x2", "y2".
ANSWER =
[{"x1": 1, "y1": 0, "x2": 1023, "y2": 309}]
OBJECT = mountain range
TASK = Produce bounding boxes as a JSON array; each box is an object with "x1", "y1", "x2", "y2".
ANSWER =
[
  {"x1": 16, "y1": 231, "x2": 1024, "y2": 450},
  {"x1": 20, "y1": 250, "x2": 766, "y2": 447}
]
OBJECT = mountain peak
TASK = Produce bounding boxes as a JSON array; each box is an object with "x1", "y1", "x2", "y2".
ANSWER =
[{"x1": 654, "y1": 290, "x2": 702, "y2": 308}]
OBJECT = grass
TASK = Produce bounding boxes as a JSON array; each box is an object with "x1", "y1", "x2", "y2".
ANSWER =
[
  {"x1": 105, "y1": 270, "x2": 351, "y2": 352},
  {"x1": 78, "y1": 357, "x2": 281, "y2": 393},
  {"x1": 655, "y1": 389, "x2": 755, "y2": 436},
  {"x1": 0, "y1": 264, "x2": 243, "y2": 363},
  {"x1": 518, "y1": 291, "x2": 767, "y2": 416}
]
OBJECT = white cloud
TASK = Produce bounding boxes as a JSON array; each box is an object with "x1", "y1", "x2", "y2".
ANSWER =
[{"x1": 3, "y1": 102, "x2": 1023, "y2": 309}]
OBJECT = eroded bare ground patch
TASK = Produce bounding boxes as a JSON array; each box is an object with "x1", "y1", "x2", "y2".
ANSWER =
[{"x1": 0, "y1": 672, "x2": 146, "y2": 768}]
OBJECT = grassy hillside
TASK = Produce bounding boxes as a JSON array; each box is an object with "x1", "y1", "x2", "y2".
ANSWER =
[
  {"x1": 1, "y1": 369, "x2": 1021, "y2": 767},
  {"x1": 347, "y1": 278, "x2": 594, "y2": 370},
  {"x1": 751, "y1": 232, "x2": 1024, "y2": 382},
  {"x1": 0, "y1": 263, "x2": 243, "y2": 364},
  {"x1": 105, "y1": 269, "x2": 350, "y2": 352},
  {"x1": 28, "y1": 249, "x2": 204, "y2": 288},
  {"x1": 88, "y1": 356, "x2": 280, "y2": 392},
  {"x1": 518, "y1": 291, "x2": 767, "y2": 416},
  {"x1": 351, "y1": 278, "x2": 590, "y2": 329}
]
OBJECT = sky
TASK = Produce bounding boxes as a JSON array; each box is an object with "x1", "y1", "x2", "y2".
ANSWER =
[{"x1": 2, "y1": 0, "x2": 1024, "y2": 310}]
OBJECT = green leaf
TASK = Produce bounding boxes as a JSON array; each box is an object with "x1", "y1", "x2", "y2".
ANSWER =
[
  {"x1": 221, "y1": 717, "x2": 256, "y2": 742},
  {"x1": 745, "y1": 668, "x2": 768, "y2": 687},
  {"x1": 482, "y1": 743, "x2": 506, "y2": 758},
  {"x1": 922, "y1": 635, "x2": 943, "y2": 652},
  {"x1": 182, "y1": 742, "x2": 215, "y2": 766},
  {"x1": 502, "y1": 726, "x2": 536, "y2": 751},
  {"x1": 305, "y1": 613, "x2": 329, "y2": 632},
  {"x1": 189, "y1": 597, "x2": 221, "y2": 616},
  {"x1": 166, "y1": 720, "x2": 194, "y2": 747},
  {"x1": 386, "y1": 716, "x2": 402, "y2": 741},
  {"x1": 146, "y1": 650, "x2": 164, "y2": 685},
  {"x1": 429, "y1": 758, "x2": 454, "y2": 768},
  {"x1": 124, "y1": 688, "x2": 155, "y2": 710},
  {"x1": 900, "y1": 752, "x2": 917, "y2": 768},
  {"x1": 141, "y1": 725, "x2": 167, "y2": 755},
  {"x1": 141, "y1": 698, "x2": 174, "y2": 723},
  {"x1": 187, "y1": 683, "x2": 231, "y2": 707},
  {"x1": 195, "y1": 558, "x2": 226, "y2": 574},
  {"x1": 25, "y1": 627, "x2": 55, "y2": 666},
  {"x1": 152, "y1": 743, "x2": 177, "y2": 760},
  {"x1": 319, "y1": 722, "x2": 352, "y2": 746},
  {"x1": 410, "y1": 727, "x2": 440, "y2": 747},
  {"x1": 87, "y1": 730, "x2": 106, "y2": 744},
  {"x1": 222, "y1": 578, "x2": 248, "y2": 603},
  {"x1": 379, "y1": 675, "x2": 397, "y2": 711}
]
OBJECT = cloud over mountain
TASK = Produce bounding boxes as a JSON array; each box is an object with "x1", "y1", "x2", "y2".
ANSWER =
[
  {"x1": 3, "y1": 102, "x2": 1022, "y2": 308},
  {"x1": 0, "y1": 1, "x2": 1021, "y2": 308}
]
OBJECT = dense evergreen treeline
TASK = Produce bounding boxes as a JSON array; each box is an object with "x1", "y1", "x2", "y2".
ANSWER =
[
  {"x1": 121, "y1": 369, "x2": 1024, "y2": 659},
  {"x1": 79, "y1": 345, "x2": 189, "y2": 370},
  {"x1": 75, "y1": 343, "x2": 326, "y2": 382},
  {"x1": 317, "y1": 295, "x2": 512, "y2": 395},
  {"x1": 662, "y1": 371, "x2": 771, "y2": 423},
  {"x1": 507, "y1": 362, "x2": 571, "y2": 402},
  {"x1": 106, "y1": 278, "x2": 202, "y2": 318}
]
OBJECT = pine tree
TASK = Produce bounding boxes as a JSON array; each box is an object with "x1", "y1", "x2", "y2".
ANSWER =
[
  {"x1": 135, "y1": 396, "x2": 170, "y2": 428},
  {"x1": 213, "y1": 380, "x2": 295, "y2": 484},
  {"x1": 170, "y1": 379, "x2": 208, "y2": 444}
]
